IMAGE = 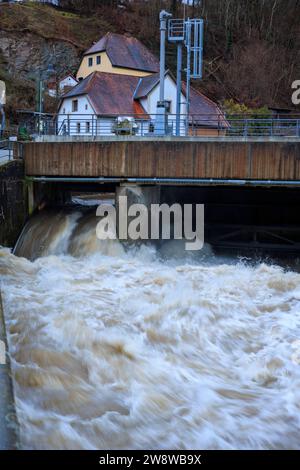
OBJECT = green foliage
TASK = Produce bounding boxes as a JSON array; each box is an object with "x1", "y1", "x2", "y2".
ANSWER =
[
  {"x1": 222, "y1": 100, "x2": 274, "y2": 136},
  {"x1": 222, "y1": 100, "x2": 272, "y2": 118},
  {"x1": 18, "y1": 126, "x2": 32, "y2": 142}
]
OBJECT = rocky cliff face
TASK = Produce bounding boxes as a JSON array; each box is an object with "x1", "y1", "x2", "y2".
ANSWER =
[
  {"x1": 0, "y1": 31, "x2": 79, "y2": 81},
  {"x1": 0, "y1": 3, "x2": 112, "y2": 117},
  {"x1": 1, "y1": 0, "x2": 298, "y2": 117}
]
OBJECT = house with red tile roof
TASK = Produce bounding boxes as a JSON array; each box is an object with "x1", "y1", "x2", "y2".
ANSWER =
[
  {"x1": 76, "y1": 32, "x2": 160, "y2": 81},
  {"x1": 58, "y1": 33, "x2": 227, "y2": 136}
]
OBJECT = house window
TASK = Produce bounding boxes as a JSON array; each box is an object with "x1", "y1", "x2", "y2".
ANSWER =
[
  {"x1": 86, "y1": 122, "x2": 91, "y2": 133},
  {"x1": 72, "y1": 99, "x2": 78, "y2": 112},
  {"x1": 96, "y1": 55, "x2": 101, "y2": 65},
  {"x1": 85, "y1": 104, "x2": 88, "y2": 110},
  {"x1": 63, "y1": 108, "x2": 66, "y2": 114},
  {"x1": 77, "y1": 122, "x2": 81, "y2": 134},
  {"x1": 88, "y1": 57, "x2": 93, "y2": 67}
]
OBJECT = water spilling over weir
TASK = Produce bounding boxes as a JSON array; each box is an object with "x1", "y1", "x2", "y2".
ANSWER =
[{"x1": 1, "y1": 207, "x2": 300, "y2": 449}]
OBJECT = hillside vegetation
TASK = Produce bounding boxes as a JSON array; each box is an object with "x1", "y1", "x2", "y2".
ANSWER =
[{"x1": 0, "y1": 0, "x2": 299, "y2": 119}]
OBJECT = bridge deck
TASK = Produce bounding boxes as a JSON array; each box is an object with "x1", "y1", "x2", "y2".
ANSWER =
[{"x1": 23, "y1": 137, "x2": 300, "y2": 185}]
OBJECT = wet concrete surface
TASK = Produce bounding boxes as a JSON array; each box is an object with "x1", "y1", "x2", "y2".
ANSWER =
[{"x1": 0, "y1": 291, "x2": 19, "y2": 450}]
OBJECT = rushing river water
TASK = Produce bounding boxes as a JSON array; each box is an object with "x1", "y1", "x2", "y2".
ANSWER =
[{"x1": 1, "y1": 208, "x2": 300, "y2": 449}]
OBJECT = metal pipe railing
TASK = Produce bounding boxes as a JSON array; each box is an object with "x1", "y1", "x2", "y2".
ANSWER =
[
  {"x1": 20, "y1": 113, "x2": 300, "y2": 139},
  {"x1": 0, "y1": 140, "x2": 14, "y2": 163}
]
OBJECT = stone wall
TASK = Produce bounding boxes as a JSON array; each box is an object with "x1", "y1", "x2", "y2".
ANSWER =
[{"x1": 0, "y1": 160, "x2": 28, "y2": 248}]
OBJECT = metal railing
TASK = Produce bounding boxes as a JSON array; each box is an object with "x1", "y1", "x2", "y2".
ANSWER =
[
  {"x1": 21, "y1": 113, "x2": 300, "y2": 139},
  {"x1": 54, "y1": 113, "x2": 228, "y2": 137},
  {"x1": 0, "y1": 140, "x2": 14, "y2": 163}
]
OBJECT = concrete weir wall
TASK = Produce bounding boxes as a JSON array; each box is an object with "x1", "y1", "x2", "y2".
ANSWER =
[
  {"x1": 0, "y1": 160, "x2": 28, "y2": 248},
  {"x1": 0, "y1": 292, "x2": 19, "y2": 449},
  {"x1": 0, "y1": 160, "x2": 24, "y2": 448}
]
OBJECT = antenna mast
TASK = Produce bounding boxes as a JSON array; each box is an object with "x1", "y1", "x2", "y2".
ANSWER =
[{"x1": 168, "y1": 16, "x2": 204, "y2": 136}]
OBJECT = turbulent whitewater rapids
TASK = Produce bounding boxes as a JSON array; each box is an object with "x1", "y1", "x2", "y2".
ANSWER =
[{"x1": 1, "y1": 208, "x2": 300, "y2": 449}]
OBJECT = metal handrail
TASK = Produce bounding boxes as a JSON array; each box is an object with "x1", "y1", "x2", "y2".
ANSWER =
[
  {"x1": 0, "y1": 139, "x2": 14, "y2": 162},
  {"x1": 20, "y1": 113, "x2": 300, "y2": 138}
]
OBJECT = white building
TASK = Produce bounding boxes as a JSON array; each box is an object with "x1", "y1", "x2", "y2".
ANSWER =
[
  {"x1": 57, "y1": 70, "x2": 227, "y2": 137},
  {"x1": 57, "y1": 33, "x2": 228, "y2": 137},
  {"x1": 48, "y1": 74, "x2": 78, "y2": 98},
  {"x1": 58, "y1": 74, "x2": 78, "y2": 95}
]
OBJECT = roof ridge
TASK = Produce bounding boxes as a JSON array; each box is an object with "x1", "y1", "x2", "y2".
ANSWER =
[
  {"x1": 133, "y1": 77, "x2": 143, "y2": 100},
  {"x1": 60, "y1": 72, "x2": 77, "y2": 82},
  {"x1": 92, "y1": 70, "x2": 144, "y2": 80}
]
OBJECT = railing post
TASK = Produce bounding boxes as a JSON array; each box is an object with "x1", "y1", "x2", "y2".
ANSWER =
[
  {"x1": 8, "y1": 138, "x2": 12, "y2": 161},
  {"x1": 270, "y1": 119, "x2": 273, "y2": 137},
  {"x1": 244, "y1": 119, "x2": 248, "y2": 137},
  {"x1": 46, "y1": 112, "x2": 300, "y2": 139}
]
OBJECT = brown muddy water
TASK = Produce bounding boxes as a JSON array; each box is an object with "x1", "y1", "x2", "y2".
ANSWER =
[{"x1": 1, "y1": 207, "x2": 300, "y2": 449}]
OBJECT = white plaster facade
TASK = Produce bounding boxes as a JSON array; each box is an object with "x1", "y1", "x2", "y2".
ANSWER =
[
  {"x1": 59, "y1": 75, "x2": 78, "y2": 94},
  {"x1": 57, "y1": 73, "x2": 188, "y2": 136},
  {"x1": 142, "y1": 74, "x2": 187, "y2": 135}
]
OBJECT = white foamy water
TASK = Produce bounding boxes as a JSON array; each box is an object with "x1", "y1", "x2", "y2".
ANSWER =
[{"x1": 1, "y1": 211, "x2": 300, "y2": 450}]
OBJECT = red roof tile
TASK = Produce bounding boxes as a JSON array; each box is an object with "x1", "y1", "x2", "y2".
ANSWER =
[
  {"x1": 134, "y1": 72, "x2": 161, "y2": 99},
  {"x1": 62, "y1": 70, "x2": 228, "y2": 128},
  {"x1": 135, "y1": 71, "x2": 229, "y2": 128},
  {"x1": 62, "y1": 72, "x2": 148, "y2": 116},
  {"x1": 186, "y1": 85, "x2": 229, "y2": 128},
  {"x1": 84, "y1": 33, "x2": 160, "y2": 73}
]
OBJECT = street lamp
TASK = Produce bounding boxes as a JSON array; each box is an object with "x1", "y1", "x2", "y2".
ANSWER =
[{"x1": 46, "y1": 64, "x2": 56, "y2": 75}]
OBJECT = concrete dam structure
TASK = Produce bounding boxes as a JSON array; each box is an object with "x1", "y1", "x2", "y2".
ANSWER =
[
  {"x1": 24, "y1": 137, "x2": 300, "y2": 183},
  {"x1": 22, "y1": 137, "x2": 300, "y2": 253},
  {"x1": 1, "y1": 137, "x2": 300, "y2": 449}
]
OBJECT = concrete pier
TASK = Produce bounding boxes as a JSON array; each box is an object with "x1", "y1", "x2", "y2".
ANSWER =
[{"x1": 0, "y1": 292, "x2": 19, "y2": 449}]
